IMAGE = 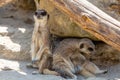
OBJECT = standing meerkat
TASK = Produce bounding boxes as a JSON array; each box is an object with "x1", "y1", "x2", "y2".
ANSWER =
[
  {"x1": 52, "y1": 38, "x2": 107, "y2": 79},
  {"x1": 31, "y1": 9, "x2": 51, "y2": 64},
  {"x1": 27, "y1": 9, "x2": 59, "y2": 75}
]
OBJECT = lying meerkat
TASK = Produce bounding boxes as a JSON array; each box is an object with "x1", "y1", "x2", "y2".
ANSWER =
[
  {"x1": 52, "y1": 38, "x2": 107, "y2": 79},
  {"x1": 27, "y1": 9, "x2": 59, "y2": 75}
]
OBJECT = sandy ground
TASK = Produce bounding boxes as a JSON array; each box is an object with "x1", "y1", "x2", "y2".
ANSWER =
[
  {"x1": 0, "y1": 1, "x2": 120, "y2": 80},
  {"x1": 0, "y1": 59, "x2": 120, "y2": 80},
  {"x1": 0, "y1": 59, "x2": 65, "y2": 80}
]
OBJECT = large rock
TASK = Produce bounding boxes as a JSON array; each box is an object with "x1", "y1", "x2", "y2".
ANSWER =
[
  {"x1": 40, "y1": 0, "x2": 120, "y2": 40},
  {"x1": 40, "y1": 0, "x2": 120, "y2": 62},
  {"x1": 40, "y1": 0, "x2": 98, "y2": 40},
  {"x1": 91, "y1": 42, "x2": 120, "y2": 66},
  {"x1": 88, "y1": 0, "x2": 120, "y2": 21},
  {"x1": 15, "y1": 0, "x2": 35, "y2": 10}
]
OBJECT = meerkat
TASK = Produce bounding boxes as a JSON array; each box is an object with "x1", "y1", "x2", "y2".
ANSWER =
[
  {"x1": 52, "y1": 38, "x2": 107, "y2": 79},
  {"x1": 27, "y1": 9, "x2": 59, "y2": 75}
]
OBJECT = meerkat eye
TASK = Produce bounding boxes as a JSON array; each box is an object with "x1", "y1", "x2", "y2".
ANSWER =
[
  {"x1": 35, "y1": 12, "x2": 38, "y2": 15},
  {"x1": 81, "y1": 52, "x2": 84, "y2": 55},
  {"x1": 41, "y1": 11, "x2": 47, "y2": 16},
  {"x1": 80, "y1": 43, "x2": 84, "y2": 49},
  {"x1": 88, "y1": 47, "x2": 94, "y2": 51}
]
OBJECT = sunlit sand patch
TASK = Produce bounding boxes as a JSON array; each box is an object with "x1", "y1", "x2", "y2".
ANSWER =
[
  {"x1": 18, "y1": 28, "x2": 26, "y2": 33},
  {"x1": 0, "y1": 59, "x2": 27, "y2": 75}
]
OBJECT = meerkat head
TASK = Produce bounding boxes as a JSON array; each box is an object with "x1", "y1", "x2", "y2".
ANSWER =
[
  {"x1": 78, "y1": 38, "x2": 95, "y2": 56},
  {"x1": 33, "y1": 9, "x2": 49, "y2": 26}
]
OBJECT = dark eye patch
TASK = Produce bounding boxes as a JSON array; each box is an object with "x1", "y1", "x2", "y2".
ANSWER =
[
  {"x1": 81, "y1": 52, "x2": 84, "y2": 55},
  {"x1": 35, "y1": 9, "x2": 47, "y2": 16},
  {"x1": 80, "y1": 43, "x2": 84, "y2": 49},
  {"x1": 47, "y1": 14, "x2": 49, "y2": 20},
  {"x1": 88, "y1": 47, "x2": 94, "y2": 51},
  {"x1": 41, "y1": 11, "x2": 47, "y2": 16},
  {"x1": 35, "y1": 11, "x2": 38, "y2": 16}
]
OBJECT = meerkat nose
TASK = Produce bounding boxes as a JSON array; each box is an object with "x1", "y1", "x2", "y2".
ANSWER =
[{"x1": 37, "y1": 15, "x2": 41, "y2": 18}]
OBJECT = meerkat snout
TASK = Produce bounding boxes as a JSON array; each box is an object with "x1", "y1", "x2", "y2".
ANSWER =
[{"x1": 33, "y1": 9, "x2": 49, "y2": 27}]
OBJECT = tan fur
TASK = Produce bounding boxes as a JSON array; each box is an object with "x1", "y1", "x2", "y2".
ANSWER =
[
  {"x1": 79, "y1": 61, "x2": 107, "y2": 77},
  {"x1": 29, "y1": 9, "x2": 59, "y2": 75},
  {"x1": 52, "y1": 38, "x2": 107, "y2": 79}
]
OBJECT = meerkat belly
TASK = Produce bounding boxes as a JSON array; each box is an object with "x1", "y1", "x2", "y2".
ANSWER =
[
  {"x1": 33, "y1": 34, "x2": 39, "y2": 53},
  {"x1": 37, "y1": 33, "x2": 44, "y2": 46}
]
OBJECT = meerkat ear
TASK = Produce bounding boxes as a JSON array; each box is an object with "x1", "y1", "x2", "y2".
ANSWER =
[
  {"x1": 79, "y1": 43, "x2": 84, "y2": 49},
  {"x1": 47, "y1": 14, "x2": 50, "y2": 20}
]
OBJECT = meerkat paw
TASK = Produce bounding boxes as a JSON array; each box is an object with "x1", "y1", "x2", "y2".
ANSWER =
[
  {"x1": 94, "y1": 69, "x2": 108, "y2": 74},
  {"x1": 32, "y1": 71, "x2": 40, "y2": 75},
  {"x1": 26, "y1": 63, "x2": 33, "y2": 68},
  {"x1": 26, "y1": 63, "x2": 38, "y2": 69},
  {"x1": 101, "y1": 69, "x2": 108, "y2": 74},
  {"x1": 65, "y1": 74, "x2": 77, "y2": 79}
]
